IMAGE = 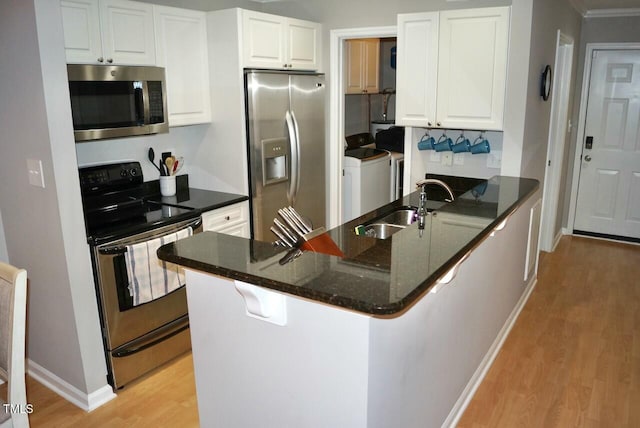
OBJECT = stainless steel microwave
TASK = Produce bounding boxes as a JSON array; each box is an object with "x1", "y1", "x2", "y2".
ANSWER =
[{"x1": 67, "y1": 64, "x2": 169, "y2": 142}]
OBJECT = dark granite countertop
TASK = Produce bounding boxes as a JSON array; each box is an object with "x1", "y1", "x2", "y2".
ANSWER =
[
  {"x1": 158, "y1": 176, "x2": 538, "y2": 316},
  {"x1": 149, "y1": 187, "x2": 248, "y2": 213}
]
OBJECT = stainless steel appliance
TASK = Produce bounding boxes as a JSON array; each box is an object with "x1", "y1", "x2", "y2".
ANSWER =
[
  {"x1": 79, "y1": 162, "x2": 200, "y2": 389},
  {"x1": 67, "y1": 65, "x2": 168, "y2": 142},
  {"x1": 245, "y1": 70, "x2": 326, "y2": 240}
]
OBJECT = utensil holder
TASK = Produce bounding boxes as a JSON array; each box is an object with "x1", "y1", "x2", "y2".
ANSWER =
[{"x1": 160, "y1": 175, "x2": 176, "y2": 197}]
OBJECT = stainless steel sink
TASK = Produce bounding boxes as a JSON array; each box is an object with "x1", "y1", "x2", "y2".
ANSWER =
[
  {"x1": 363, "y1": 223, "x2": 405, "y2": 239},
  {"x1": 358, "y1": 207, "x2": 418, "y2": 239},
  {"x1": 376, "y1": 208, "x2": 416, "y2": 226}
]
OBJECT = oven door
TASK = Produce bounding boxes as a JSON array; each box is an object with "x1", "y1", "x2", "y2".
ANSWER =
[
  {"x1": 92, "y1": 216, "x2": 202, "y2": 352},
  {"x1": 93, "y1": 216, "x2": 202, "y2": 388}
]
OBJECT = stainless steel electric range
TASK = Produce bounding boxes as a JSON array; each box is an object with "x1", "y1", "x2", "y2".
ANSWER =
[{"x1": 79, "y1": 161, "x2": 202, "y2": 390}]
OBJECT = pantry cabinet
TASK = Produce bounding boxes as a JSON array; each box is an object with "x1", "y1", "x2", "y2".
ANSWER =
[
  {"x1": 61, "y1": 0, "x2": 156, "y2": 65},
  {"x1": 345, "y1": 39, "x2": 380, "y2": 94},
  {"x1": 396, "y1": 7, "x2": 510, "y2": 131},
  {"x1": 154, "y1": 6, "x2": 211, "y2": 126},
  {"x1": 241, "y1": 10, "x2": 321, "y2": 71}
]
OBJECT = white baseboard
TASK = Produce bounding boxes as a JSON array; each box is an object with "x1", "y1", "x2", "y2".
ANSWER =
[
  {"x1": 551, "y1": 231, "x2": 563, "y2": 252},
  {"x1": 562, "y1": 227, "x2": 572, "y2": 235},
  {"x1": 27, "y1": 359, "x2": 116, "y2": 411},
  {"x1": 443, "y1": 275, "x2": 538, "y2": 428}
]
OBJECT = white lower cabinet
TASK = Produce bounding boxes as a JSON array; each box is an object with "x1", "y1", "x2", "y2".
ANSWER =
[
  {"x1": 154, "y1": 6, "x2": 211, "y2": 126},
  {"x1": 201, "y1": 201, "x2": 250, "y2": 238}
]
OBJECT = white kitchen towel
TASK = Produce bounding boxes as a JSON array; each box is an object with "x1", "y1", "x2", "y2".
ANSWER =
[{"x1": 124, "y1": 227, "x2": 193, "y2": 306}]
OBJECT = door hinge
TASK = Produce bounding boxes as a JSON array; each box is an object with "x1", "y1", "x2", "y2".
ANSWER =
[{"x1": 548, "y1": 160, "x2": 551, "y2": 167}]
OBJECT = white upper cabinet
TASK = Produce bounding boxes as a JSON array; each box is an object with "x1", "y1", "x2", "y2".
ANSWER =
[
  {"x1": 437, "y1": 7, "x2": 509, "y2": 130},
  {"x1": 345, "y1": 39, "x2": 380, "y2": 94},
  {"x1": 395, "y1": 12, "x2": 439, "y2": 127},
  {"x1": 242, "y1": 10, "x2": 321, "y2": 71},
  {"x1": 61, "y1": 0, "x2": 156, "y2": 65},
  {"x1": 154, "y1": 6, "x2": 211, "y2": 126},
  {"x1": 396, "y1": 7, "x2": 510, "y2": 131}
]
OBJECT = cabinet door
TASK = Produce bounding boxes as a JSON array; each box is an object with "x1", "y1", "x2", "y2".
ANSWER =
[
  {"x1": 99, "y1": 0, "x2": 156, "y2": 65},
  {"x1": 345, "y1": 40, "x2": 365, "y2": 94},
  {"x1": 154, "y1": 6, "x2": 211, "y2": 126},
  {"x1": 395, "y1": 12, "x2": 438, "y2": 127},
  {"x1": 363, "y1": 39, "x2": 380, "y2": 94},
  {"x1": 286, "y1": 18, "x2": 321, "y2": 70},
  {"x1": 242, "y1": 10, "x2": 286, "y2": 69},
  {"x1": 437, "y1": 7, "x2": 509, "y2": 130},
  {"x1": 61, "y1": 0, "x2": 103, "y2": 63}
]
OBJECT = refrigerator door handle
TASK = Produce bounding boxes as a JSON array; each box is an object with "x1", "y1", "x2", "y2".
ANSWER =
[
  {"x1": 290, "y1": 110, "x2": 302, "y2": 203},
  {"x1": 285, "y1": 110, "x2": 299, "y2": 205}
]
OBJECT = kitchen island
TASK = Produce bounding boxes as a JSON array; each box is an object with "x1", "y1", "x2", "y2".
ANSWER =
[{"x1": 158, "y1": 175, "x2": 540, "y2": 428}]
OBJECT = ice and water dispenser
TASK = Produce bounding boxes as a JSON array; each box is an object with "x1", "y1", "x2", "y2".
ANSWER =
[{"x1": 262, "y1": 138, "x2": 288, "y2": 185}]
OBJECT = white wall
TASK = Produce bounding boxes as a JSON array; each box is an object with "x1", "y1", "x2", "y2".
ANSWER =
[
  {"x1": 0, "y1": 0, "x2": 108, "y2": 396},
  {"x1": 75, "y1": 124, "x2": 226, "y2": 191},
  {"x1": 0, "y1": 210, "x2": 8, "y2": 263},
  {"x1": 519, "y1": 0, "x2": 582, "y2": 185}
]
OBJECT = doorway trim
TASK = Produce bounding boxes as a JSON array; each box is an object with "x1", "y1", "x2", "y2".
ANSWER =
[
  {"x1": 328, "y1": 26, "x2": 396, "y2": 228},
  {"x1": 567, "y1": 42, "x2": 640, "y2": 234},
  {"x1": 540, "y1": 31, "x2": 574, "y2": 252}
]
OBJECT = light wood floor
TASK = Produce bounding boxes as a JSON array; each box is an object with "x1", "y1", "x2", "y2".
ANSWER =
[
  {"x1": 3, "y1": 235, "x2": 639, "y2": 427},
  {"x1": 459, "y1": 235, "x2": 640, "y2": 427}
]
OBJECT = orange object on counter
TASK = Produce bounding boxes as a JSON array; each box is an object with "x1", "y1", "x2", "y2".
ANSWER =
[{"x1": 300, "y1": 229, "x2": 344, "y2": 258}]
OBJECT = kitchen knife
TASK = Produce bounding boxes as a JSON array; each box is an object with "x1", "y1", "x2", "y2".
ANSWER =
[
  {"x1": 278, "y1": 209, "x2": 305, "y2": 237},
  {"x1": 273, "y1": 218, "x2": 297, "y2": 244},
  {"x1": 286, "y1": 207, "x2": 312, "y2": 233}
]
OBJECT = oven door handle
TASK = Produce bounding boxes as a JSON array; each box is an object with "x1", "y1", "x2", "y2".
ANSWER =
[
  {"x1": 98, "y1": 217, "x2": 202, "y2": 255},
  {"x1": 112, "y1": 315, "x2": 189, "y2": 358}
]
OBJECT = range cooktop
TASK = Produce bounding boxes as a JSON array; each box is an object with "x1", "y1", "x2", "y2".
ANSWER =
[{"x1": 79, "y1": 162, "x2": 199, "y2": 245}]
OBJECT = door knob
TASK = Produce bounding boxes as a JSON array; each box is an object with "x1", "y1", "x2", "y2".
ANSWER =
[{"x1": 584, "y1": 155, "x2": 592, "y2": 162}]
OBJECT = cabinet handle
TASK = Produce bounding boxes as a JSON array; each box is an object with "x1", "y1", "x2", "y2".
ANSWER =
[
  {"x1": 97, "y1": 57, "x2": 104, "y2": 63},
  {"x1": 224, "y1": 215, "x2": 231, "y2": 221},
  {"x1": 436, "y1": 122, "x2": 441, "y2": 127},
  {"x1": 107, "y1": 58, "x2": 113, "y2": 64},
  {"x1": 427, "y1": 122, "x2": 432, "y2": 127}
]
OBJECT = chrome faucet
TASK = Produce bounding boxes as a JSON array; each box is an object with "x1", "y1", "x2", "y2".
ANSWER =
[{"x1": 415, "y1": 179, "x2": 456, "y2": 233}]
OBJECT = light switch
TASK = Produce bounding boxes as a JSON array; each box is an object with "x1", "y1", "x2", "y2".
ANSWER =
[{"x1": 27, "y1": 158, "x2": 45, "y2": 188}]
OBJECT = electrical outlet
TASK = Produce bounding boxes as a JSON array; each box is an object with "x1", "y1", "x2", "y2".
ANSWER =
[
  {"x1": 441, "y1": 152, "x2": 453, "y2": 166},
  {"x1": 453, "y1": 153, "x2": 465, "y2": 165},
  {"x1": 27, "y1": 158, "x2": 45, "y2": 188},
  {"x1": 487, "y1": 150, "x2": 502, "y2": 169}
]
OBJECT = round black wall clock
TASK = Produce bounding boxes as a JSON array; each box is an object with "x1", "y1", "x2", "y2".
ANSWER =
[{"x1": 541, "y1": 65, "x2": 552, "y2": 101}]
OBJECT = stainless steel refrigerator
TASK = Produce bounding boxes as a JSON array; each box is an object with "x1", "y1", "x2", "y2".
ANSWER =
[{"x1": 245, "y1": 70, "x2": 326, "y2": 241}]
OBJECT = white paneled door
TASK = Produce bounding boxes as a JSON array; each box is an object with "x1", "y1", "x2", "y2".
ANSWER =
[{"x1": 574, "y1": 50, "x2": 640, "y2": 239}]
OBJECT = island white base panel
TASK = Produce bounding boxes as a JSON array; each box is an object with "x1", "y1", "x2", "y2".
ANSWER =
[{"x1": 185, "y1": 195, "x2": 541, "y2": 428}]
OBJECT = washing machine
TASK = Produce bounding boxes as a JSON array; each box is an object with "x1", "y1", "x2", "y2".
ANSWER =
[{"x1": 343, "y1": 147, "x2": 391, "y2": 222}]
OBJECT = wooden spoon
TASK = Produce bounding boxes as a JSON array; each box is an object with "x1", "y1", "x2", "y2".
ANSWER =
[{"x1": 165, "y1": 156, "x2": 175, "y2": 175}]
